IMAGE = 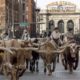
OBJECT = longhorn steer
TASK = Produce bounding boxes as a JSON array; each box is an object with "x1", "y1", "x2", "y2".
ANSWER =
[
  {"x1": 61, "y1": 43, "x2": 79, "y2": 73},
  {"x1": 0, "y1": 47, "x2": 18, "y2": 80},
  {"x1": 35, "y1": 41, "x2": 63, "y2": 75}
]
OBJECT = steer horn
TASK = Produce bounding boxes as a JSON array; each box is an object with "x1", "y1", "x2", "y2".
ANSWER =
[
  {"x1": 0, "y1": 47, "x2": 13, "y2": 54},
  {"x1": 50, "y1": 48, "x2": 65, "y2": 54},
  {"x1": 37, "y1": 48, "x2": 65, "y2": 54}
]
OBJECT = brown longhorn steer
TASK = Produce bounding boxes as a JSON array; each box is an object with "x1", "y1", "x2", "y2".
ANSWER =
[
  {"x1": 61, "y1": 43, "x2": 79, "y2": 73},
  {"x1": 0, "y1": 47, "x2": 18, "y2": 80},
  {"x1": 35, "y1": 41, "x2": 63, "y2": 75}
]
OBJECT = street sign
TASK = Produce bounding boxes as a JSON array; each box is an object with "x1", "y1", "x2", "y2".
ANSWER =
[{"x1": 19, "y1": 22, "x2": 29, "y2": 27}]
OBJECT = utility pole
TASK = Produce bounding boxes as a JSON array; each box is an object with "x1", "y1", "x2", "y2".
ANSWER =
[{"x1": 12, "y1": 0, "x2": 15, "y2": 38}]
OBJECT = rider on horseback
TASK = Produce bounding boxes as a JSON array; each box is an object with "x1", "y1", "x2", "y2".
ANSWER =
[
  {"x1": 50, "y1": 27, "x2": 62, "y2": 46},
  {"x1": 64, "y1": 28, "x2": 75, "y2": 43},
  {"x1": 50, "y1": 27, "x2": 62, "y2": 63}
]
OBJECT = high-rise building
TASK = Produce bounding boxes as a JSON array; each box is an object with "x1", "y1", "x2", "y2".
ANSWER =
[
  {"x1": 0, "y1": 0, "x2": 19, "y2": 32},
  {"x1": 19, "y1": 0, "x2": 36, "y2": 37},
  {"x1": 0, "y1": 0, "x2": 36, "y2": 37},
  {"x1": 27, "y1": 0, "x2": 36, "y2": 37}
]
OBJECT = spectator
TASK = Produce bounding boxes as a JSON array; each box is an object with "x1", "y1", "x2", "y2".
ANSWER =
[{"x1": 21, "y1": 29, "x2": 30, "y2": 40}]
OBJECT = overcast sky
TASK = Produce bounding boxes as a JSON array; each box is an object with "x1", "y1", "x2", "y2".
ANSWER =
[{"x1": 35, "y1": 0, "x2": 80, "y2": 9}]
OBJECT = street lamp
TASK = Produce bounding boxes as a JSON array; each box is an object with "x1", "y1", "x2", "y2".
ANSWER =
[
  {"x1": 35, "y1": 8, "x2": 40, "y2": 37},
  {"x1": 35, "y1": 0, "x2": 40, "y2": 36}
]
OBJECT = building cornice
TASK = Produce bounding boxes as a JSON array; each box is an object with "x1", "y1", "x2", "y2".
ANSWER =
[{"x1": 40, "y1": 12, "x2": 80, "y2": 15}]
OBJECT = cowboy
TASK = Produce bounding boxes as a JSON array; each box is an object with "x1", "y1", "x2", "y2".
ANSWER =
[
  {"x1": 50, "y1": 27, "x2": 62, "y2": 46},
  {"x1": 64, "y1": 28, "x2": 75, "y2": 43},
  {"x1": 50, "y1": 27, "x2": 63, "y2": 63}
]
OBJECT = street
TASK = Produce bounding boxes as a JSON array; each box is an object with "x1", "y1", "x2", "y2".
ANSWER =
[
  {"x1": 0, "y1": 56, "x2": 80, "y2": 80},
  {"x1": 0, "y1": 0, "x2": 80, "y2": 80}
]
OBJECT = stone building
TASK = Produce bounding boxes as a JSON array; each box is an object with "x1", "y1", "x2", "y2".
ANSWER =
[{"x1": 39, "y1": 1, "x2": 80, "y2": 35}]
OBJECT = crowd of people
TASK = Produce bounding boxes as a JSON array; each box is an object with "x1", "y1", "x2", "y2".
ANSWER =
[{"x1": 0, "y1": 26, "x2": 76, "y2": 46}]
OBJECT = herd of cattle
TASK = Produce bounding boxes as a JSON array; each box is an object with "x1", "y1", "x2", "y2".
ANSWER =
[{"x1": 0, "y1": 38, "x2": 80, "y2": 80}]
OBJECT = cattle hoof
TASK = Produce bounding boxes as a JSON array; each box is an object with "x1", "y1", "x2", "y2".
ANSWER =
[
  {"x1": 18, "y1": 69, "x2": 26, "y2": 77},
  {"x1": 48, "y1": 73, "x2": 52, "y2": 76},
  {"x1": 69, "y1": 71, "x2": 73, "y2": 74},
  {"x1": 36, "y1": 69, "x2": 39, "y2": 72},
  {"x1": 64, "y1": 67, "x2": 67, "y2": 70},
  {"x1": 57, "y1": 60, "x2": 59, "y2": 63},
  {"x1": 26, "y1": 66, "x2": 28, "y2": 69},
  {"x1": 31, "y1": 68, "x2": 35, "y2": 73},
  {"x1": 51, "y1": 68, "x2": 55, "y2": 72},
  {"x1": 69, "y1": 69, "x2": 73, "y2": 74},
  {"x1": 30, "y1": 66, "x2": 35, "y2": 73},
  {"x1": 0, "y1": 72, "x2": 3, "y2": 75},
  {"x1": 44, "y1": 69, "x2": 46, "y2": 74},
  {"x1": 64, "y1": 65, "x2": 67, "y2": 70},
  {"x1": 73, "y1": 67, "x2": 77, "y2": 70}
]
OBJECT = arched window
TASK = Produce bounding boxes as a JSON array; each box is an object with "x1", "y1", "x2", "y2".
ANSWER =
[
  {"x1": 67, "y1": 20, "x2": 74, "y2": 31},
  {"x1": 48, "y1": 20, "x2": 54, "y2": 30},
  {"x1": 58, "y1": 20, "x2": 64, "y2": 33}
]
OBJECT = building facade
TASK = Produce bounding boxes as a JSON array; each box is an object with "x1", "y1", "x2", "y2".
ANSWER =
[
  {"x1": 19, "y1": 0, "x2": 36, "y2": 37},
  {"x1": 0, "y1": 0, "x2": 36, "y2": 37},
  {"x1": 0, "y1": 0, "x2": 19, "y2": 32},
  {"x1": 27, "y1": 0, "x2": 36, "y2": 37},
  {"x1": 39, "y1": 1, "x2": 80, "y2": 36},
  {"x1": 0, "y1": 0, "x2": 6, "y2": 30}
]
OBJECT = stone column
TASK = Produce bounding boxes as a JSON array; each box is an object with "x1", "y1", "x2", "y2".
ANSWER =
[
  {"x1": 74, "y1": 19, "x2": 79, "y2": 34},
  {"x1": 64, "y1": 20, "x2": 67, "y2": 33},
  {"x1": 55, "y1": 20, "x2": 58, "y2": 28}
]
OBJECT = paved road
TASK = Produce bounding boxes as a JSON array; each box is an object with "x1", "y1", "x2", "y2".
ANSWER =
[
  {"x1": 20, "y1": 58, "x2": 80, "y2": 80},
  {"x1": 0, "y1": 57, "x2": 80, "y2": 80}
]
